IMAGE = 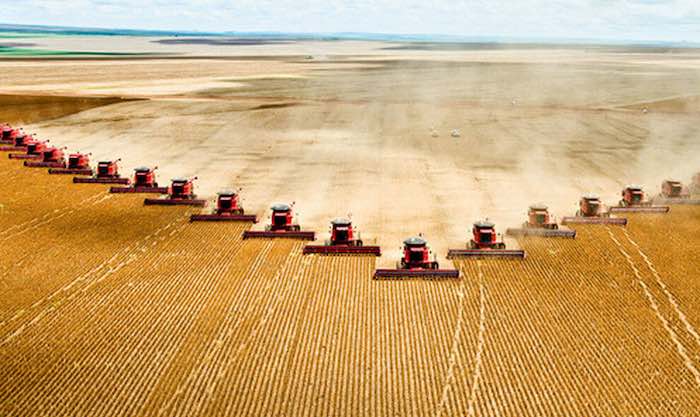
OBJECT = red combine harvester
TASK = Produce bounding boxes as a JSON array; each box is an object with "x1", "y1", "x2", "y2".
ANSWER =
[
  {"x1": 0, "y1": 124, "x2": 15, "y2": 144},
  {"x1": 144, "y1": 177, "x2": 207, "y2": 206},
  {"x1": 8, "y1": 139, "x2": 48, "y2": 160},
  {"x1": 448, "y1": 221, "x2": 526, "y2": 258},
  {"x1": 242, "y1": 203, "x2": 315, "y2": 240},
  {"x1": 374, "y1": 236, "x2": 459, "y2": 279},
  {"x1": 654, "y1": 179, "x2": 700, "y2": 205},
  {"x1": 303, "y1": 218, "x2": 381, "y2": 255},
  {"x1": 110, "y1": 166, "x2": 168, "y2": 193},
  {"x1": 190, "y1": 189, "x2": 258, "y2": 222},
  {"x1": 506, "y1": 204, "x2": 576, "y2": 238},
  {"x1": 0, "y1": 130, "x2": 32, "y2": 152},
  {"x1": 74, "y1": 159, "x2": 130, "y2": 184},
  {"x1": 610, "y1": 185, "x2": 669, "y2": 213},
  {"x1": 24, "y1": 146, "x2": 66, "y2": 168},
  {"x1": 48, "y1": 152, "x2": 93, "y2": 175},
  {"x1": 562, "y1": 194, "x2": 627, "y2": 225}
]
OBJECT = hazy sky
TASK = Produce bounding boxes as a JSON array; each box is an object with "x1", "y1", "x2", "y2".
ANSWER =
[{"x1": 2, "y1": 0, "x2": 699, "y2": 42}]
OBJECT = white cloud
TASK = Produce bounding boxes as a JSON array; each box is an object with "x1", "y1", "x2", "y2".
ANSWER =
[{"x1": 1, "y1": 0, "x2": 698, "y2": 42}]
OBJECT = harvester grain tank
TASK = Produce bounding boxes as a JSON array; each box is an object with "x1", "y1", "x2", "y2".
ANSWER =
[
  {"x1": 610, "y1": 185, "x2": 669, "y2": 213},
  {"x1": 561, "y1": 194, "x2": 627, "y2": 225},
  {"x1": 73, "y1": 159, "x2": 130, "y2": 184},
  {"x1": 190, "y1": 189, "x2": 258, "y2": 222},
  {"x1": 8, "y1": 139, "x2": 48, "y2": 160},
  {"x1": 48, "y1": 152, "x2": 93, "y2": 175},
  {"x1": 448, "y1": 221, "x2": 526, "y2": 258},
  {"x1": 24, "y1": 146, "x2": 66, "y2": 168},
  {"x1": 374, "y1": 236, "x2": 459, "y2": 279},
  {"x1": 506, "y1": 204, "x2": 576, "y2": 238},
  {"x1": 110, "y1": 166, "x2": 168, "y2": 193},
  {"x1": 144, "y1": 177, "x2": 207, "y2": 206},
  {"x1": 303, "y1": 218, "x2": 381, "y2": 255},
  {"x1": 242, "y1": 203, "x2": 315, "y2": 240}
]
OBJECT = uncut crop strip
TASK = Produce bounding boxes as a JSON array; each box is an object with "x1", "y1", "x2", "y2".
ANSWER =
[
  {"x1": 0, "y1": 222, "x2": 256, "y2": 416},
  {"x1": 450, "y1": 226, "x2": 700, "y2": 417},
  {"x1": 0, "y1": 197, "x2": 190, "y2": 328}
]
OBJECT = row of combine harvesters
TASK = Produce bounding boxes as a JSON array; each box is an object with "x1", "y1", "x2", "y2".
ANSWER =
[{"x1": 3, "y1": 123, "x2": 700, "y2": 279}]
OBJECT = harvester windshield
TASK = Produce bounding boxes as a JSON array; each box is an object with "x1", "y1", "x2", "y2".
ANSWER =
[
  {"x1": 335, "y1": 228, "x2": 349, "y2": 242},
  {"x1": 408, "y1": 248, "x2": 424, "y2": 262},
  {"x1": 273, "y1": 213, "x2": 287, "y2": 227},
  {"x1": 479, "y1": 231, "x2": 492, "y2": 243},
  {"x1": 535, "y1": 214, "x2": 546, "y2": 224}
]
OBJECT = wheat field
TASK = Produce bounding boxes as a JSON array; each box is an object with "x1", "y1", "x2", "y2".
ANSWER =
[{"x1": 1, "y1": 152, "x2": 699, "y2": 416}]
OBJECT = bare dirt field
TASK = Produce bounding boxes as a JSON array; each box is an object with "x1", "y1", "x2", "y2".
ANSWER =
[{"x1": 1, "y1": 38, "x2": 699, "y2": 416}]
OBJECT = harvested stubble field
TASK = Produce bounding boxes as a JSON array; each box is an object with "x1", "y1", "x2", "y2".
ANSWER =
[{"x1": 1, "y1": 153, "x2": 699, "y2": 416}]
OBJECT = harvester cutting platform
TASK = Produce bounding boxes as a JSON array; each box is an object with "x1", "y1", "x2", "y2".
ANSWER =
[
  {"x1": 190, "y1": 189, "x2": 258, "y2": 222},
  {"x1": 374, "y1": 236, "x2": 459, "y2": 279},
  {"x1": 74, "y1": 160, "x2": 130, "y2": 184},
  {"x1": 448, "y1": 221, "x2": 526, "y2": 258},
  {"x1": 303, "y1": 218, "x2": 381, "y2": 255},
  {"x1": 8, "y1": 139, "x2": 48, "y2": 160},
  {"x1": 48, "y1": 152, "x2": 93, "y2": 175},
  {"x1": 110, "y1": 167, "x2": 168, "y2": 193},
  {"x1": 562, "y1": 194, "x2": 627, "y2": 225},
  {"x1": 144, "y1": 177, "x2": 207, "y2": 207},
  {"x1": 506, "y1": 204, "x2": 576, "y2": 238},
  {"x1": 609, "y1": 185, "x2": 669, "y2": 213},
  {"x1": 24, "y1": 147, "x2": 66, "y2": 168},
  {"x1": 242, "y1": 203, "x2": 315, "y2": 240}
]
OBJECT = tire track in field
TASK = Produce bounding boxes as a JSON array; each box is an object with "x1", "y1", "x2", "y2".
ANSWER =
[
  {"x1": 0, "y1": 215, "x2": 188, "y2": 344},
  {"x1": 467, "y1": 261, "x2": 487, "y2": 417},
  {"x1": 434, "y1": 277, "x2": 466, "y2": 417},
  {"x1": 0, "y1": 192, "x2": 110, "y2": 241},
  {"x1": 621, "y1": 227, "x2": 700, "y2": 350},
  {"x1": 607, "y1": 227, "x2": 700, "y2": 387}
]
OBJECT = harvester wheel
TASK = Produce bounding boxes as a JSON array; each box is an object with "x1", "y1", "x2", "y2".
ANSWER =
[
  {"x1": 356, "y1": 240, "x2": 363, "y2": 247},
  {"x1": 469, "y1": 240, "x2": 477, "y2": 249},
  {"x1": 431, "y1": 261, "x2": 439, "y2": 270},
  {"x1": 496, "y1": 242, "x2": 506, "y2": 249}
]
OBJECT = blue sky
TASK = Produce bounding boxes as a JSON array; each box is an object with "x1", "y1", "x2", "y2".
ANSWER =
[{"x1": 2, "y1": 0, "x2": 699, "y2": 42}]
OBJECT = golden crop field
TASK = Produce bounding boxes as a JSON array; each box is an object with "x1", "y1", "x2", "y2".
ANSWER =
[{"x1": 1, "y1": 146, "x2": 699, "y2": 416}]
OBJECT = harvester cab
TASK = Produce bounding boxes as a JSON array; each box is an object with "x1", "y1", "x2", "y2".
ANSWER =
[
  {"x1": 1, "y1": 125, "x2": 13, "y2": 142},
  {"x1": 611, "y1": 185, "x2": 669, "y2": 213},
  {"x1": 134, "y1": 166, "x2": 158, "y2": 188},
  {"x1": 144, "y1": 177, "x2": 207, "y2": 207},
  {"x1": 190, "y1": 188, "x2": 258, "y2": 222},
  {"x1": 242, "y1": 203, "x2": 315, "y2": 239},
  {"x1": 506, "y1": 205, "x2": 576, "y2": 238},
  {"x1": 14, "y1": 132, "x2": 31, "y2": 147},
  {"x1": 561, "y1": 194, "x2": 627, "y2": 225},
  {"x1": 303, "y1": 218, "x2": 381, "y2": 255},
  {"x1": 374, "y1": 236, "x2": 459, "y2": 279},
  {"x1": 74, "y1": 159, "x2": 130, "y2": 184},
  {"x1": 449, "y1": 221, "x2": 526, "y2": 258},
  {"x1": 48, "y1": 152, "x2": 93, "y2": 175}
]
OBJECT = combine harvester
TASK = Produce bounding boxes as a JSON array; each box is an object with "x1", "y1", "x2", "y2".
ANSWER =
[
  {"x1": 144, "y1": 177, "x2": 207, "y2": 207},
  {"x1": 242, "y1": 203, "x2": 315, "y2": 240},
  {"x1": 7, "y1": 139, "x2": 48, "y2": 160},
  {"x1": 562, "y1": 194, "x2": 627, "y2": 225},
  {"x1": 48, "y1": 152, "x2": 93, "y2": 175},
  {"x1": 374, "y1": 236, "x2": 458, "y2": 279},
  {"x1": 190, "y1": 189, "x2": 258, "y2": 222},
  {"x1": 506, "y1": 204, "x2": 576, "y2": 238},
  {"x1": 24, "y1": 146, "x2": 67, "y2": 168},
  {"x1": 0, "y1": 130, "x2": 33, "y2": 152},
  {"x1": 303, "y1": 218, "x2": 381, "y2": 255},
  {"x1": 110, "y1": 166, "x2": 168, "y2": 194},
  {"x1": 0, "y1": 124, "x2": 15, "y2": 144},
  {"x1": 609, "y1": 185, "x2": 669, "y2": 213},
  {"x1": 73, "y1": 160, "x2": 130, "y2": 185},
  {"x1": 448, "y1": 221, "x2": 526, "y2": 258},
  {"x1": 654, "y1": 179, "x2": 700, "y2": 205}
]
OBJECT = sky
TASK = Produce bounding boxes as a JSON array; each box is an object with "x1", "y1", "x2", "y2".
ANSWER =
[{"x1": 1, "y1": 0, "x2": 699, "y2": 42}]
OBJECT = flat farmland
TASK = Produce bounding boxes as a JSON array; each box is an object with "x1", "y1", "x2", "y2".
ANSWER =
[{"x1": 1, "y1": 154, "x2": 699, "y2": 415}]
